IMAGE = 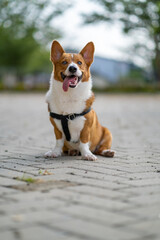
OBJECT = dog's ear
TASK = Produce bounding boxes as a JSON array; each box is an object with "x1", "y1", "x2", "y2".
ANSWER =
[
  {"x1": 79, "y1": 42, "x2": 95, "y2": 66},
  {"x1": 51, "y1": 40, "x2": 65, "y2": 63}
]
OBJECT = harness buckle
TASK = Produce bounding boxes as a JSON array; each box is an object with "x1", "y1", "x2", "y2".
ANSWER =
[{"x1": 67, "y1": 113, "x2": 75, "y2": 121}]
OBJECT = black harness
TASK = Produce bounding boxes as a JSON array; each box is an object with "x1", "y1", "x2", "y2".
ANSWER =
[{"x1": 50, "y1": 107, "x2": 91, "y2": 142}]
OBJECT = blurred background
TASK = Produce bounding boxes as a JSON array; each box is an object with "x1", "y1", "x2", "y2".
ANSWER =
[{"x1": 0, "y1": 0, "x2": 160, "y2": 92}]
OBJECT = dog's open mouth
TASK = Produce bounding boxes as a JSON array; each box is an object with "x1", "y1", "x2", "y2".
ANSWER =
[{"x1": 61, "y1": 73, "x2": 82, "y2": 92}]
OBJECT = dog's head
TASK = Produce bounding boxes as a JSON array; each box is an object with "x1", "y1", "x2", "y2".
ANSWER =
[{"x1": 50, "y1": 40, "x2": 94, "y2": 92}]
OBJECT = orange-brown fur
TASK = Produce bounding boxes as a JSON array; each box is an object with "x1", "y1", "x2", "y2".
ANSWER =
[
  {"x1": 53, "y1": 54, "x2": 91, "y2": 84},
  {"x1": 50, "y1": 117, "x2": 62, "y2": 140}
]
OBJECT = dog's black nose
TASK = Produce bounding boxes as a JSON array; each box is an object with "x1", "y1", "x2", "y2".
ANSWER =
[{"x1": 69, "y1": 66, "x2": 77, "y2": 73}]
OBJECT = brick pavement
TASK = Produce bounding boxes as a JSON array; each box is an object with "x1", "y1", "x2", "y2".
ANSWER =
[{"x1": 0, "y1": 93, "x2": 160, "y2": 240}]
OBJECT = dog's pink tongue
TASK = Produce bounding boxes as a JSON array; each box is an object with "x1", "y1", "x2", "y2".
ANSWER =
[{"x1": 63, "y1": 76, "x2": 76, "y2": 92}]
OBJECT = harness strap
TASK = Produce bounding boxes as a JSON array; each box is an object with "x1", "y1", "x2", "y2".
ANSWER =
[
  {"x1": 50, "y1": 107, "x2": 91, "y2": 141},
  {"x1": 61, "y1": 117, "x2": 71, "y2": 141}
]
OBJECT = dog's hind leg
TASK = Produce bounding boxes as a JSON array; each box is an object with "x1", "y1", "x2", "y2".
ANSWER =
[{"x1": 95, "y1": 127, "x2": 115, "y2": 157}]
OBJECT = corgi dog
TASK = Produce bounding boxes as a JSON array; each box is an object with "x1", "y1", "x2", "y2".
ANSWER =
[{"x1": 45, "y1": 40, "x2": 115, "y2": 161}]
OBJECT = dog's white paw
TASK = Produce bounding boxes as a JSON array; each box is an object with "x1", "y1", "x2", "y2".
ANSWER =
[
  {"x1": 82, "y1": 153, "x2": 97, "y2": 161},
  {"x1": 44, "y1": 150, "x2": 61, "y2": 158}
]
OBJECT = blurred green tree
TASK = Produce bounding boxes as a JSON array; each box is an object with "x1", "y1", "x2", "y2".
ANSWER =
[
  {"x1": 0, "y1": 0, "x2": 69, "y2": 76},
  {"x1": 83, "y1": 0, "x2": 160, "y2": 82}
]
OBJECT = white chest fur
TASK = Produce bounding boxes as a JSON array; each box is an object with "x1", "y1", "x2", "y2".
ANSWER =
[
  {"x1": 46, "y1": 73, "x2": 92, "y2": 143},
  {"x1": 54, "y1": 116, "x2": 85, "y2": 144}
]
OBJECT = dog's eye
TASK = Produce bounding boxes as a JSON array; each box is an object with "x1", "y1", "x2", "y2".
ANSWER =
[
  {"x1": 62, "y1": 61, "x2": 67, "y2": 65},
  {"x1": 77, "y1": 61, "x2": 82, "y2": 65}
]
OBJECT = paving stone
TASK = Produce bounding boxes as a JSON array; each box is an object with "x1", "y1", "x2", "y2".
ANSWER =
[
  {"x1": 0, "y1": 231, "x2": 16, "y2": 240},
  {"x1": 0, "y1": 196, "x2": 68, "y2": 216},
  {"x1": 6, "y1": 225, "x2": 76, "y2": 240},
  {"x1": 126, "y1": 219, "x2": 160, "y2": 237},
  {"x1": 17, "y1": 225, "x2": 84, "y2": 240},
  {"x1": 122, "y1": 178, "x2": 160, "y2": 186},
  {"x1": 0, "y1": 186, "x2": 20, "y2": 196},
  {"x1": 47, "y1": 188, "x2": 132, "y2": 211},
  {"x1": 0, "y1": 176, "x2": 26, "y2": 186},
  {"x1": 124, "y1": 204, "x2": 160, "y2": 219},
  {"x1": 0, "y1": 162, "x2": 40, "y2": 174},
  {"x1": 55, "y1": 204, "x2": 135, "y2": 226},
  {"x1": 0, "y1": 168, "x2": 35, "y2": 178},
  {"x1": 121, "y1": 185, "x2": 160, "y2": 195},
  {"x1": 128, "y1": 193, "x2": 160, "y2": 205},
  {"x1": 0, "y1": 210, "x2": 72, "y2": 231},
  {"x1": 49, "y1": 218, "x2": 142, "y2": 240},
  {"x1": 65, "y1": 185, "x2": 131, "y2": 199}
]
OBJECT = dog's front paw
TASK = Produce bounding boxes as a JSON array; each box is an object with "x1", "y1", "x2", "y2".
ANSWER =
[
  {"x1": 44, "y1": 150, "x2": 61, "y2": 158},
  {"x1": 82, "y1": 153, "x2": 97, "y2": 161}
]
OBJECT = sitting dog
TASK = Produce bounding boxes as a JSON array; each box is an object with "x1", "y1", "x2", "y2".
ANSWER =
[{"x1": 45, "y1": 40, "x2": 115, "y2": 160}]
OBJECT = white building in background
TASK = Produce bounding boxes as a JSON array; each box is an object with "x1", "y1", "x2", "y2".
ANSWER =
[{"x1": 91, "y1": 56, "x2": 137, "y2": 84}]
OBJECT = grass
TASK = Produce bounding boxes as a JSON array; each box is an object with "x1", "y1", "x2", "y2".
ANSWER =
[
  {"x1": 0, "y1": 81, "x2": 160, "y2": 93},
  {"x1": 13, "y1": 171, "x2": 52, "y2": 183},
  {"x1": 14, "y1": 175, "x2": 38, "y2": 183}
]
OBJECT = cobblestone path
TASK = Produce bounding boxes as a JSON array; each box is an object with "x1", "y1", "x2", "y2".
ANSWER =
[{"x1": 0, "y1": 93, "x2": 160, "y2": 240}]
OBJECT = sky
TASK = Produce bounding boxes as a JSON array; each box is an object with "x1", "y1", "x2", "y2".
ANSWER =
[
  {"x1": 50, "y1": 0, "x2": 151, "y2": 68},
  {"x1": 52, "y1": 0, "x2": 141, "y2": 65}
]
